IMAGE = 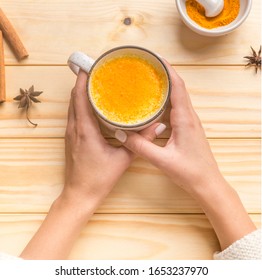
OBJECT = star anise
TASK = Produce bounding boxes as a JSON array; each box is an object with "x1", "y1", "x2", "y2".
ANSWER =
[
  {"x1": 244, "y1": 46, "x2": 261, "y2": 73},
  {"x1": 13, "y1": 85, "x2": 43, "y2": 127}
]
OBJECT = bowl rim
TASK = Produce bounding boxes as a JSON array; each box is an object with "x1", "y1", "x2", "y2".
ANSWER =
[{"x1": 175, "y1": 0, "x2": 252, "y2": 36}]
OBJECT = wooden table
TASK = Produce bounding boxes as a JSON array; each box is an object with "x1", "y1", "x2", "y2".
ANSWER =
[{"x1": 0, "y1": 0, "x2": 260, "y2": 260}]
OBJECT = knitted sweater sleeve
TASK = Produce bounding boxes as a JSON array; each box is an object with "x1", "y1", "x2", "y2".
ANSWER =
[
  {"x1": 214, "y1": 229, "x2": 262, "y2": 260},
  {"x1": 1, "y1": 229, "x2": 261, "y2": 260},
  {"x1": 0, "y1": 252, "x2": 21, "y2": 260}
]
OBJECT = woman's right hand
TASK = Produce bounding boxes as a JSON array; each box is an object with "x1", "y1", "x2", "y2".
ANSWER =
[
  {"x1": 115, "y1": 61, "x2": 256, "y2": 251},
  {"x1": 115, "y1": 62, "x2": 223, "y2": 196}
]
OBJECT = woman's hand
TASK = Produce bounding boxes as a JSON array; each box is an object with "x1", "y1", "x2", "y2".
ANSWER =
[
  {"x1": 115, "y1": 62, "x2": 222, "y2": 196},
  {"x1": 19, "y1": 69, "x2": 165, "y2": 260},
  {"x1": 115, "y1": 62, "x2": 256, "y2": 251},
  {"x1": 63, "y1": 70, "x2": 164, "y2": 209}
]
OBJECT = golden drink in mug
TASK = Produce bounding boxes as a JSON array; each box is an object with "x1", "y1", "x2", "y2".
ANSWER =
[{"x1": 68, "y1": 46, "x2": 171, "y2": 131}]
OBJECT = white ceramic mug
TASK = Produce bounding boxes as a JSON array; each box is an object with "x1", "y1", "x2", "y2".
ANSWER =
[{"x1": 67, "y1": 45, "x2": 171, "y2": 131}]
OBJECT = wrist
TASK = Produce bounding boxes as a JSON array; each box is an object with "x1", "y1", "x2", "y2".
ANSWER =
[
  {"x1": 53, "y1": 188, "x2": 101, "y2": 222},
  {"x1": 194, "y1": 178, "x2": 236, "y2": 211},
  {"x1": 187, "y1": 171, "x2": 241, "y2": 215},
  {"x1": 187, "y1": 169, "x2": 228, "y2": 201},
  {"x1": 189, "y1": 175, "x2": 256, "y2": 250}
]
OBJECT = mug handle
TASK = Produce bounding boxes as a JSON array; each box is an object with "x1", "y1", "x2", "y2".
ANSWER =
[{"x1": 67, "y1": 51, "x2": 95, "y2": 75}]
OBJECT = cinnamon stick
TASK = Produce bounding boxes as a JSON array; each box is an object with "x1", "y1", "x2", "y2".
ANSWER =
[
  {"x1": 0, "y1": 8, "x2": 28, "y2": 61},
  {"x1": 0, "y1": 30, "x2": 5, "y2": 103}
]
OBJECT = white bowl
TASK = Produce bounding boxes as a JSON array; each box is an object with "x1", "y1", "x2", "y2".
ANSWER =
[{"x1": 175, "y1": 0, "x2": 252, "y2": 36}]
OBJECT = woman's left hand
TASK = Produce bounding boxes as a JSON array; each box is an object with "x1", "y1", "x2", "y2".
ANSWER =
[
  {"x1": 20, "y1": 70, "x2": 166, "y2": 260},
  {"x1": 63, "y1": 70, "x2": 165, "y2": 209}
]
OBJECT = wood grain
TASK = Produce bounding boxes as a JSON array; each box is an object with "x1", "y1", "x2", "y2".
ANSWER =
[
  {"x1": 0, "y1": 213, "x2": 260, "y2": 260},
  {"x1": 0, "y1": 31, "x2": 5, "y2": 103},
  {"x1": 0, "y1": 0, "x2": 260, "y2": 262},
  {"x1": 0, "y1": 0, "x2": 260, "y2": 65},
  {"x1": 0, "y1": 66, "x2": 260, "y2": 138},
  {"x1": 0, "y1": 138, "x2": 260, "y2": 214}
]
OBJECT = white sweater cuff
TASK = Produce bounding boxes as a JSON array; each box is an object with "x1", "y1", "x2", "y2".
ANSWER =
[
  {"x1": 0, "y1": 252, "x2": 22, "y2": 260},
  {"x1": 214, "y1": 229, "x2": 262, "y2": 260}
]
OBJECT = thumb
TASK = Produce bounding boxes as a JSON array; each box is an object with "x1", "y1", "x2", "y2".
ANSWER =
[{"x1": 115, "y1": 123, "x2": 166, "y2": 163}]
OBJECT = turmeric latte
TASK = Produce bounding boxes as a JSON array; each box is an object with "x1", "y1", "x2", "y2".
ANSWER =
[{"x1": 90, "y1": 55, "x2": 166, "y2": 125}]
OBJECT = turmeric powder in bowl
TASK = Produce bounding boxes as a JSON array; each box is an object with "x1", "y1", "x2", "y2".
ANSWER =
[{"x1": 186, "y1": 0, "x2": 240, "y2": 29}]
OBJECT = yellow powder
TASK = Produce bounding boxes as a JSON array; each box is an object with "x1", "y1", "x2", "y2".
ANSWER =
[
  {"x1": 186, "y1": 0, "x2": 240, "y2": 29},
  {"x1": 90, "y1": 55, "x2": 166, "y2": 124}
]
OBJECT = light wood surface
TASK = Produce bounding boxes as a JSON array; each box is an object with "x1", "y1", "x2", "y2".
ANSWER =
[
  {"x1": 0, "y1": 66, "x2": 260, "y2": 138},
  {"x1": 0, "y1": 0, "x2": 260, "y2": 65},
  {"x1": 0, "y1": 0, "x2": 260, "y2": 260},
  {"x1": 0, "y1": 214, "x2": 260, "y2": 260},
  {"x1": 0, "y1": 138, "x2": 260, "y2": 213}
]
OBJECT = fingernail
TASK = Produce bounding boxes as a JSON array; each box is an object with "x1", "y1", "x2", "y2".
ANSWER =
[
  {"x1": 155, "y1": 123, "x2": 166, "y2": 136},
  {"x1": 115, "y1": 130, "x2": 127, "y2": 143}
]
